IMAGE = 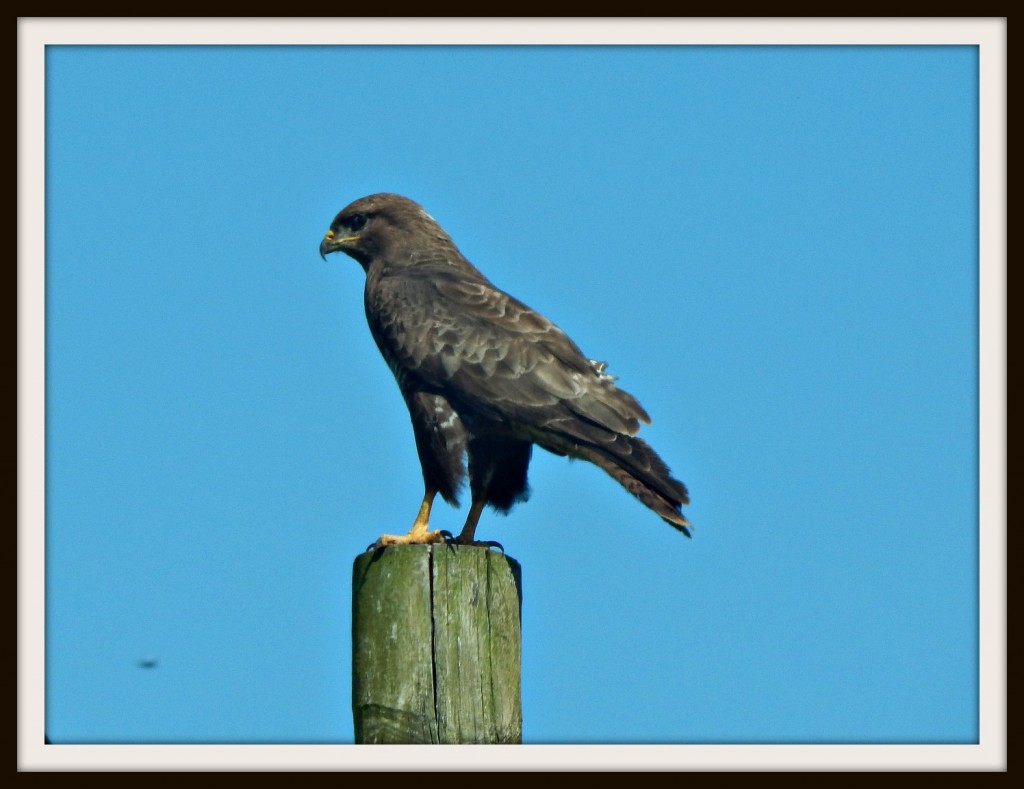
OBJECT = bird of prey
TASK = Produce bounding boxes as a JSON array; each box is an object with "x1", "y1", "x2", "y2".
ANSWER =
[{"x1": 319, "y1": 193, "x2": 690, "y2": 547}]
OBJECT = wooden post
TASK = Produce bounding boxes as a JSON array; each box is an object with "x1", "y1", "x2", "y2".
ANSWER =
[{"x1": 351, "y1": 544, "x2": 522, "y2": 744}]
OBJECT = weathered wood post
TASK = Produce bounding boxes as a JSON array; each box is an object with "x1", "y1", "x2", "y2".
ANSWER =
[{"x1": 351, "y1": 544, "x2": 522, "y2": 743}]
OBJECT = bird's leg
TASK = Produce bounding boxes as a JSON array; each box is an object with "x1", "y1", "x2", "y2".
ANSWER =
[
  {"x1": 373, "y1": 488, "x2": 446, "y2": 548},
  {"x1": 455, "y1": 498, "x2": 487, "y2": 545}
]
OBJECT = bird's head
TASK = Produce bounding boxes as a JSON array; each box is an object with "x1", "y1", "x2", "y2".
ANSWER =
[{"x1": 320, "y1": 193, "x2": 453, "y2": 271}]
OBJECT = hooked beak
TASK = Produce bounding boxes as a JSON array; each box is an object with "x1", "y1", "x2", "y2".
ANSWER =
[
  {"x1": 319, "y1": 227, "x2": 363, "y2": 263},
  {"x1": 319, "y1": 230, "x2": 340, "y2": 261}
]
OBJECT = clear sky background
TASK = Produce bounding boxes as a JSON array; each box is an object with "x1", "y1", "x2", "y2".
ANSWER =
[{"x1": 41, "y1": 43, "x2": 980, "y2": 748}]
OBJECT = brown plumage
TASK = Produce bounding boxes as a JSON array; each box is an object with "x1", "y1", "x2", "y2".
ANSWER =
[{"x1": 319, "y1": 193, "x2": 689, "y2": 546}]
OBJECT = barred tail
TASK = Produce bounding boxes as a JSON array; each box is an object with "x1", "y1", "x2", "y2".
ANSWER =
[{"x1": 540, "y1": 430, "x2": 691, "y2": 536}]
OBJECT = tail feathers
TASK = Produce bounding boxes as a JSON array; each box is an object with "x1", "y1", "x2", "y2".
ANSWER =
[{"x1": 554, "y1": 432, "x2": 691, "y2": 536}]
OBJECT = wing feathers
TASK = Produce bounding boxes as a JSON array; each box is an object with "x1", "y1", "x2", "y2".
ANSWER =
[
  {"x1": 367, "y1": 269, "x2": 687, "y2": 528},
  {"x1": 370, "y1": 272, "x2": 658, "y2": 433}
]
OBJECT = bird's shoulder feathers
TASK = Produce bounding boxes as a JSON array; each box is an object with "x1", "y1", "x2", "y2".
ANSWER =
[{"x1": 365, "y1": 269, "x2": 651, "y2": 439}]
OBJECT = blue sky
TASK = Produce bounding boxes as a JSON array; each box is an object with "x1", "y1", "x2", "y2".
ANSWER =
[{"x1": 37, "y1": 39, "x2": 986, "y2": 756}]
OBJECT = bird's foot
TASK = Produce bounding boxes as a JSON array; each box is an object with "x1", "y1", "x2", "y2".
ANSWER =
[
  {"x1": 368, "y1": 528, "x2": 447, "y2": 551},
  {"x1": 443, "y1": 534, "x2": 505, "y2": 553}
]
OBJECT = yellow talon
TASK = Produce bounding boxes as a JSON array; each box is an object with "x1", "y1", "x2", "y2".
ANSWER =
[{"x1": 372, "y1": 489, "x2": 441, "y2": 549}]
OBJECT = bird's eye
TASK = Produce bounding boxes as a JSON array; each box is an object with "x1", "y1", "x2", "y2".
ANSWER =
[{"x1": 345, "y1": 214, "x2": 368, "y2": 232}]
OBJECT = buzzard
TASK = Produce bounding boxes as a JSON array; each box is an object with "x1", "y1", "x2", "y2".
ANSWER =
[{"x1": 320, "y1": 193, "x2": 690, "y2": 546}]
